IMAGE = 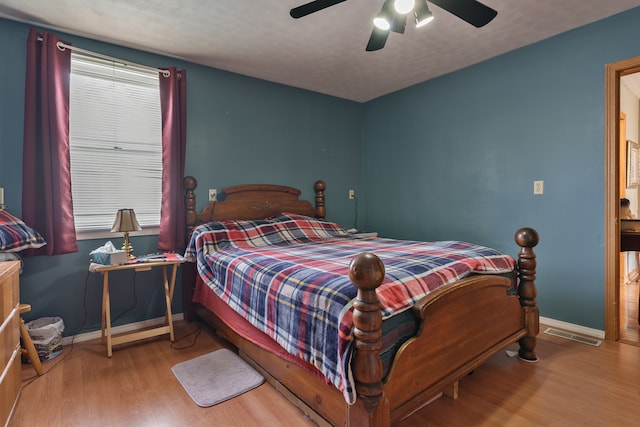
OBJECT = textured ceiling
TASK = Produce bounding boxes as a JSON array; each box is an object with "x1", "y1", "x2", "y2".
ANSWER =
[{"x1": 1, "y1": 0, "x2": 640, "y2": 102}]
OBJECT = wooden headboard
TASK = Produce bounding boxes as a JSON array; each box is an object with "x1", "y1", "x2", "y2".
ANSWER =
[{"x1": 183, "y1": 176, "x2": 326, "y2": 238}]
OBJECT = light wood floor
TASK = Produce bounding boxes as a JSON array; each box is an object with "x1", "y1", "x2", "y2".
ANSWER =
[
  {"x1": 10, "y1": 322, "x2": 317, "y2": 427},
  {"x1": 9, "y1": 321, "x2": 640, "y2": 427}
]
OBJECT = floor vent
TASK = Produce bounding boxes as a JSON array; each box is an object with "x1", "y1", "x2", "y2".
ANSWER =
[{"x1": 543, "y1": 328, "x2": 602, "y2": 347}]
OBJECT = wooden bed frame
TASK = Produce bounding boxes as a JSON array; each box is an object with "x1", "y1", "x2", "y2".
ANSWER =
[{"x1": 182, "y1": 176, "x2": 539, "y2": 427}]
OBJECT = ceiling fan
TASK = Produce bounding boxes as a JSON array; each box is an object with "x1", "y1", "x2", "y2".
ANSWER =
[{"x1": 290, "y1": 0, "x2": 497, "y2": 51}]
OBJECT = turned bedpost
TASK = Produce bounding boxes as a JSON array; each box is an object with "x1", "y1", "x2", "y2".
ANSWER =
[
  {"x1": 349, "y1": 253, "x2": 386, "y2": 417},
  {"x1": 183, "y1": 176, "x2": 198, "y2": 321},
  {"x1": 515, "y1": 227, "x2": 540, "y2": 361},
  {"x1": 184, "y1": 176, "x2": 198, "y2": 238},
  {"x1": 314, "y1": 180, "x2": 326, "y2": 219}
]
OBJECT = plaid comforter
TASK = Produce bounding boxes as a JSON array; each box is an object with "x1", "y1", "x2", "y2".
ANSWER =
[{"x1": 185, "y1": 213, "x2": 516, "y2": 403}]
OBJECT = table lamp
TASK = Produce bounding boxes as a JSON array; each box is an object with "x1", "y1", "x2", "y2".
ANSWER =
[{"x1": 111, "y1": 208, "x2": 142, "y2": 260}]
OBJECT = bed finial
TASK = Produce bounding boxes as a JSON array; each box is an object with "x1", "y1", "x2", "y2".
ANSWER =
[
  {"x1": 349, "y1": 252, "x2": 385, "y2": 414},
  {"x1": 514, "y1": 227, "x2": 539, "y2": 362},
  {"x1": 314, "y1": 180, "x2": 326, "y2": 219}
]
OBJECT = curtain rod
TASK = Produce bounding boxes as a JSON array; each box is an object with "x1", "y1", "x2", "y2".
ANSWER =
[
  {"x1": 37, "y1": 36, "x2": 171, "y2": 77},
  {"x1": 57, "y1": 41, "x2": 171, "y2": 78}
]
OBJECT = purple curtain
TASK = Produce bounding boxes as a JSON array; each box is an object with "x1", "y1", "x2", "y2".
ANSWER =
[
  {"x1": 22, "y1": 28, "x2": 78, "y2": 256},
  {"x1": 157, "y1": 67, "x2": 187, "y2": 252}
]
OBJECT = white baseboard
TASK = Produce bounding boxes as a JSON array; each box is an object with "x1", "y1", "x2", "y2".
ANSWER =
[
  {"x1": 540, "y1": 316, "x2": 605, "y2": 340},
  {"x1": 62, "y1": 313, "x2": 184, "y2": 345}
]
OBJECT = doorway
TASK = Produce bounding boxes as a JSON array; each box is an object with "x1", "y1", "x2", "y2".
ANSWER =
[
  {"x1": 605, "y1": 56, "x2": 640, "y2": 344},
  {"x1": 619, "y1": 91, "x2": 640, "y2": 343}
]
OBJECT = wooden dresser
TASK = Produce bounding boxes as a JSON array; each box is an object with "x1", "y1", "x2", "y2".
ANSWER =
[{"x1": 0, "y1": 261, "x2": 21, "y2": 426}]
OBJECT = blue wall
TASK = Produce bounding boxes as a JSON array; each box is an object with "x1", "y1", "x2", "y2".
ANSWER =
[
  {"x1": 362, "y1": 8, "x2": 640, "y2": 329},
  {"x1": 0, "y1": 18, "x2": 362, "y2": 336}
]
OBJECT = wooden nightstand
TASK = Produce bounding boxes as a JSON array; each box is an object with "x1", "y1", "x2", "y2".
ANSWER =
[{"x1": 91, "y1": 259, "x2": 184, "y2": 357}]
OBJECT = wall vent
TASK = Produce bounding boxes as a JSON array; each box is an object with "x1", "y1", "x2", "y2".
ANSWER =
[{"x1": 543, "y1": 328, "x2": 602, "y2": 346}]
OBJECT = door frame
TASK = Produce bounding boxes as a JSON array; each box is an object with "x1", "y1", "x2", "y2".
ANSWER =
[{"x1": 604, "y1": 56, "x2": 640, "y2": 340}]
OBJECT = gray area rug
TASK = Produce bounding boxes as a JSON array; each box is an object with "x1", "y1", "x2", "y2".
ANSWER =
[{"x1": 172, "y1": 348, "x2": 265, "y2": 407}]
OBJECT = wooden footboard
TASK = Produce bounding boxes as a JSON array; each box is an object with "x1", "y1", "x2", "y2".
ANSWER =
[
  {"x1": 346, "y1": 228, "x2": 538, "y2": 426},
  {"x1": 182, "y1": 176, "x2": 539, "y2": 426}
]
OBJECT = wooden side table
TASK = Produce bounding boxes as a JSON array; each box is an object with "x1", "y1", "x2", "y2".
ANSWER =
[{"x1": 92, "y1": 259, "x2": 184, "y2": 357}]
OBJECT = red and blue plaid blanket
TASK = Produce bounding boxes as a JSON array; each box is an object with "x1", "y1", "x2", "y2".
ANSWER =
[{"x1": 185, "y1": 213, "x2": 516, "y2": 403}]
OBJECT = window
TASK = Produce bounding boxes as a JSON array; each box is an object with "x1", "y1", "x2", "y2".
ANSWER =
[{"x1": 69, "y1": 53, "x2": 162, "y2": 235}]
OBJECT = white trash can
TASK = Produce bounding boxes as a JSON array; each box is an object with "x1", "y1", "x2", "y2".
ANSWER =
[{"x1": 25, "y1": 317, "x2": 65, "y2": 361}]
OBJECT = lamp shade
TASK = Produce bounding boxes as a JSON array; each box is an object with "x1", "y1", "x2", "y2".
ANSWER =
[
  {"x1": 414, "y1": 1, "x2": 434, "y2": 27},
  {"x1": 111, "y1": 209, "x2": 142, "y2": 233},
  {"x1": 394, "y1": 0, "x2": 414, "y2": 14},
  {"x1": 374, "y1": 0, "x2": 394, "y2": 30}
]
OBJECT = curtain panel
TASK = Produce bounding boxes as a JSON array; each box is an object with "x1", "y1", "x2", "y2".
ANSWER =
[
  {"x1": 22, "y1": 28, "x2": 78, "y2": 256},
  {"x1": 157, "y1": 68, "x2": 187, "y2": 252}
]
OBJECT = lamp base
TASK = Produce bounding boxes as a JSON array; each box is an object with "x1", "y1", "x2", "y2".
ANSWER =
[{"x1": 121, "y1": 232, "x2": 135, "y2": 260}]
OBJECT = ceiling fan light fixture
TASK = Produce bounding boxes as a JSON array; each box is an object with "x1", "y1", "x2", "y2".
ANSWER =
[
  {"x1": 414, "y1": 1, "x2": 433, "y2": 28},
  {"x1": 373, "y1": 17, "x2": 391, "y2": 30},
  {"x1": 394, "y1": 0, "x2": 415, "y2": 15},
  {"x1": 373, "y1": 0, "x2": 394, "y2": 30}
]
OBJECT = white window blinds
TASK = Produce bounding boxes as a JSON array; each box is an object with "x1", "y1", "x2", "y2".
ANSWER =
[{"x1": 69, "y1": 53, "x2": 162, "y2": 232}]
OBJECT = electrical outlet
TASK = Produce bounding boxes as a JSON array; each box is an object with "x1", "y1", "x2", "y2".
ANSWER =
[
  {"x1": 208, "y1": 188, "x2": 217, "y2": 202},
  {"x1": 533, "y1": 180, "x2": 544, "y2": 195},
  {"x1": 348, "y1": 189, "x2": 355, "y2": 200}
]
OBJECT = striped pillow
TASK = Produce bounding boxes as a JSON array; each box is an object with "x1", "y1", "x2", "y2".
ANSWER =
[{"x1": 0, "y1": 209, "x2": 46, "y2": 252}]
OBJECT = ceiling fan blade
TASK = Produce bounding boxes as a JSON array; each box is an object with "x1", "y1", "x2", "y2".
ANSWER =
[
  {"x1": 428, "y1": 0, "x2": 497, "y2": 27},
  {"x1": 366, "y1": 27, "x2": 390, "y2": 51},
  {"x1": 290, "y1": 0, "x2": 347, "y2": 18}
]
